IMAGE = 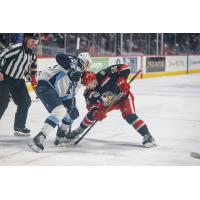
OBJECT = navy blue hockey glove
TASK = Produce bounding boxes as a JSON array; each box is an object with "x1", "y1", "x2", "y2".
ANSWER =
[
  {"x1": 69, "y1": 70, "x2": 81, "y2": 82},
  {"x1": 69, "y1": 106, "x2": 79, "y2": 120}
]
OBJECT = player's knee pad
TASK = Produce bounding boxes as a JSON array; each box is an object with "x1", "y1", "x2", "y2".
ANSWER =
[
  {"x1": 51, "y1": 105, "x2": 66, "y2": 121},
  {"x1": 125, "y1": 113, "x2": 138, "y2": 124}
]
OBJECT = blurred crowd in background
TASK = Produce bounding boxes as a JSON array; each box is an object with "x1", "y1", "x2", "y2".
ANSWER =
[{"x1": 1, "y1": 33, "x2": 200, "y2": 57}]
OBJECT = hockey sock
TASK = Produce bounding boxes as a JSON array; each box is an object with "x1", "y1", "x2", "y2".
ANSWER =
[
  {"x1": 42, "y1": 105, "x2": 66, "y2": 136},
  {"x1": 41, "y1": 123, "x2": 54, "y2": 136},
  {"x1": 125, "y1": 114, "x2": 149, "y2": 136},
  {"x1": 61, "y1": 116, "x2": 72, "y2": 131},
  {"x1": 80, "y1": 111, "x2": 95, "y2": 129}
]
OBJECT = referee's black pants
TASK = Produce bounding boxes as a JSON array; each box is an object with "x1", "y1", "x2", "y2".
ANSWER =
[{"x1": 0, "y1": 75, "x2": 31, "y2": 129}]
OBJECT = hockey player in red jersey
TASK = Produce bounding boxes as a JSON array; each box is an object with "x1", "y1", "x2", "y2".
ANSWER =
[{"x1": 62, "y1": 64, "x2": 157, "y2": 147}]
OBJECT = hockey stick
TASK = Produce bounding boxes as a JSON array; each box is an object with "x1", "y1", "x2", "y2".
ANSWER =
[
  {"x1": 74, "y1": 69, "x2": 142, "y2": 145},
  {"x1": 68, "y1": 36, "x2": 80, "y2": 134}
]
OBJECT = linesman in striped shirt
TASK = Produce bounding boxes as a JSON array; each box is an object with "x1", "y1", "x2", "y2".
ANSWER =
[{"x1": 0, "y1": 33, "x2": 39, "y2": 136}]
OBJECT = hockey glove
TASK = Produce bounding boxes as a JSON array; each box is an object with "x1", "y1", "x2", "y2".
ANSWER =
[
  {"x1": 96, "y1": 102, "x2": 106, "y2": 111},
  {"x1": 117, "y1": 77, "x2": 130, "y2": 94},
  {"x1": 93, "y1": 110, "x2": 107, "y2": 121},
  {"x1": 69, "y1": 70, "x2": 81, "y2": 82},
  {"x1": 69, "y1": 106, "x2": 79, "y2": 120}
]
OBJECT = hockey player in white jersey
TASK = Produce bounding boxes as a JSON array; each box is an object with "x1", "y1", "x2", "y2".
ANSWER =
[{"x1": 28, "y1": 52, "x2": 92, "y2": 152}]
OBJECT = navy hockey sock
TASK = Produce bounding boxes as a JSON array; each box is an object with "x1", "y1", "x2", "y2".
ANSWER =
[
  {"x1": 80, "y1": 111, "x2": 95, "y2": 129},
  {"x1": 125, "y1": 114, "x2": 149, "y2": 136}
]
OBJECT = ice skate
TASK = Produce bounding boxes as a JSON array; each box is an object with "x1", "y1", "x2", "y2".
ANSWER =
[
  {"x1": 28, "y1": 132, "x2": 46, "y2": 153},
  {"x1": 57, "y1": 127, "x2": 84, "y2": 144},
  {"x1": 142, "y1": 133, "x2": 157, "y2": 148},
  {"x1": 14, "y1": 127, "x2": 31, "y2": 136},
  {"x1": 54, "y1": 127, "x2": 68, "y2": 145}
]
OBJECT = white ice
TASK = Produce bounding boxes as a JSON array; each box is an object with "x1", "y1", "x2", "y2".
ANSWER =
[{"x1": 0, "y1": 74, "x2": 200, "y2": 165}]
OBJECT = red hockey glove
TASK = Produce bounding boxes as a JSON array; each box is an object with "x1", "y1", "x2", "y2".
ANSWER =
[
  {"x1": 96, "y1": 102, "x2": 106, "y2": 111},
  {"x1": 31, "y1": 75, "x2": 37, "y2": 90},
  {"x1": 117, "y1": 77, "x2": 130, "y2": 94},
  {"x1": 93, "y1": 110, "x2": 107, "y2": 121}
]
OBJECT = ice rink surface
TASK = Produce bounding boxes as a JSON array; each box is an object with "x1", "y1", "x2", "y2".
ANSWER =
[{"x1": 0, "y1": 74, "x2": 200, "y2": 166}]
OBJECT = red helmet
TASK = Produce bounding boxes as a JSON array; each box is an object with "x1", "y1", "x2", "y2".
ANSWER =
[{"x1": 81, "y1": 71, "x2": 96, "y2": 86}]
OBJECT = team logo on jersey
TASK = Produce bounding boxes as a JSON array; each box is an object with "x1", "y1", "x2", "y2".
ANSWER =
[{"x1": 101, "y1": 91, "x2": 115, "y2": 106}]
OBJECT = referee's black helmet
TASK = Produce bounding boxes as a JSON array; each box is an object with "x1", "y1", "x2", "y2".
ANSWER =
[{"x1": 24, "y1": 33, "x2": 39, "y2": 40}]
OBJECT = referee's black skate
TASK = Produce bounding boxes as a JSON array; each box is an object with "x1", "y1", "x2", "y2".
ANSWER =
[
  {"x1": 28, "y1": 132, "x2": 46, "y2": 153},
  {"x1": 14, "y1": 127, "x2": 31, "y2": 136},
  {"x1": 142, "y1": 133, "x2": 157, "y2": 148}
]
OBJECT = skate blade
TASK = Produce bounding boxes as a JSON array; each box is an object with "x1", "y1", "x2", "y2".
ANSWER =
[
  {"x1": 27, "y1": 143, "x2": 43, "y2": 153},
  {"x1": 56, "y1": 137, "x2": 74, "y2": 145},
  {"x1": 14, "y1": 132, "x2": 30, "y2": 137},
  {"x1": 143, "y1": 142, "x2": 158, "y2": 148}
]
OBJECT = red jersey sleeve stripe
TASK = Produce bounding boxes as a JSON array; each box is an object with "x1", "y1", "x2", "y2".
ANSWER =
[{"x1": 101, "y1": 76, "x2": 110, "y2": 87}]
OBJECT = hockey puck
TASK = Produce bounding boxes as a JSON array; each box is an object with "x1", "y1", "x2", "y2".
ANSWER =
[{"x1": 190, "y1": 152, "x2": 200, "y2": 159}]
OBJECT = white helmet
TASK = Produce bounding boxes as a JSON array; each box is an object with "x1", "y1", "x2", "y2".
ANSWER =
[{"x1": 77, "y1": 52, "x2": 92, "y2": 71}]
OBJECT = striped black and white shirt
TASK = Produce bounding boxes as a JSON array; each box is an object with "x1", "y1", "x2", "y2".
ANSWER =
[{"x1": 0, "y1": 43, "x2": 33, "y2": 79}]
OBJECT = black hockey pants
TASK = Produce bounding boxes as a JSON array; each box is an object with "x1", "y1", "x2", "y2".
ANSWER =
[{"x1": 0, "y1": 75, "x2": 31, "y2": 129}]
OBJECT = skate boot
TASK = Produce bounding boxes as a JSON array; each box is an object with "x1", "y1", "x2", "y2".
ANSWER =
[
  {"x1": 142, "y1": 133, "x2": 157, "y2": 148},
  {"x1": 28, "y1": 132, "x2": 46, "y2": 153},
  {"x1": 68, "y1": 127, "x2": 84, "y2": 140},
  {"x1": 54, "y1": 127, "x2": 68, "y2": 145},
  {"x1": 58, "y1": 127, "x2": 84, "y2": 144},
  {"x1": 14, "y1": 127, "x2": 31, "y2": 136}
]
